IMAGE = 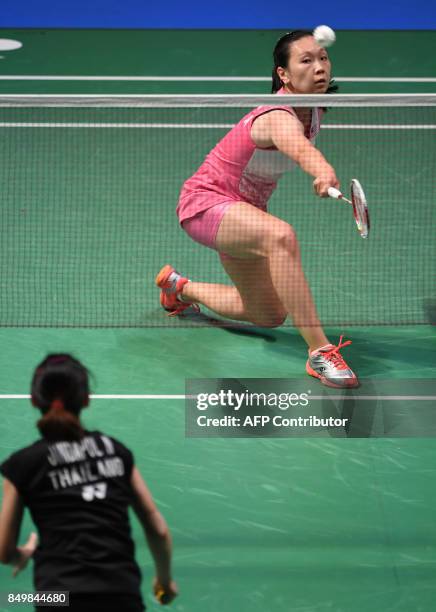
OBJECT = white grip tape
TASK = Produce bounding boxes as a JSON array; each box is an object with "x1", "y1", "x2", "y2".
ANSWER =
[{"x1": 327, "y1": 187, "x2": 343, "y2": 199}]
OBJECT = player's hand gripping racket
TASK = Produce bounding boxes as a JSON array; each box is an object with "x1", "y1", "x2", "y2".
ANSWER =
[
  {"x1": 154, "y1": 579, "x2": 178, "y2": 605},
  {"x1": 328, "y1": 179, "x2": 370, "y2": 239},
  {"x1": 155, "y1": 585, "x2": 170, "y2": 605}
]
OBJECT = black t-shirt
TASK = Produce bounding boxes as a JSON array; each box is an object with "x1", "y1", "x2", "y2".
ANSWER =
[{"x1": 0, "y1": 431, "x2": 143, "y2": 596}]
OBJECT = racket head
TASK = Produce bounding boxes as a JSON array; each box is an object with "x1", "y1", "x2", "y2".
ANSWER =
[{"x1": 350, "y1": 178, "x2": 370, "y2": 239}]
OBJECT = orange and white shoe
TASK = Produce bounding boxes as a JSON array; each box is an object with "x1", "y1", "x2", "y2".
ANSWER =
[
  {"x1": 155, "y1": 264, "x2": 200, "y2": 317},
  {"x1": 306, "y1": 336, "x2": 359, "y2": 388}
]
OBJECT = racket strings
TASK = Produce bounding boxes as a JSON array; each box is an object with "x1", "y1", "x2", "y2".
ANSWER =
[{"x1": 351, "y1": 179, "x2": 369, "y2": 238}]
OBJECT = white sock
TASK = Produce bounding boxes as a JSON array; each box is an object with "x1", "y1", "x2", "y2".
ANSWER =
[{"x1": 178, "y1": 280, "x2": 191, "y2": 303}]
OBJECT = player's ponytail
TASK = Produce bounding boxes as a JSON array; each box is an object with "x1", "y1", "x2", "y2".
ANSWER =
[{"x1": 31, "y1": 354, "x2": 90, "y2": 442}]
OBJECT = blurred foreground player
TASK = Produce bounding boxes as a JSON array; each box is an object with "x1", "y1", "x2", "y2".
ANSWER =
[{"x1": 0, "y1": 354, "x2": 177, "y2": 610}]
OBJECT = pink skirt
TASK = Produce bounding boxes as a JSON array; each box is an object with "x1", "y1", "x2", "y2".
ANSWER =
[{"x1": 181, "y1": 201, "x2": 236, "y2": 253}]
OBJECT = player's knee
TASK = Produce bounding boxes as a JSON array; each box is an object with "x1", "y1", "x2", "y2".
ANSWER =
[
  {"x1": 263, "y1": 222, "x2": 297, "y2": 255},
  {"x1": 275, "y1": 223, "x2": 297, "y2": 252},
  {"x1": 251, "y1": 312, "x2": 287, "y2": 328}
]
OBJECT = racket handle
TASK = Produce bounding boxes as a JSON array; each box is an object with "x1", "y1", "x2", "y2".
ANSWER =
[
  {"x1": 327, "y1": 187, "x2": 352, "y2": 205},
  {"x1": 155, "y1": 586, "x2": 170, "y2": 605},
  {"x1": 327, "y1": 187, "x2": 343, "y2": 199}
]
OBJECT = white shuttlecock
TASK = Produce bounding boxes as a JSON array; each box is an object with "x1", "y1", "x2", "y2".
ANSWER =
[
  {"x1": 0, "y1": 39, "x2": 23, "y2": 51},
  {"x1": 313, "y1": 25, "x2": 336, "y2": 48}
]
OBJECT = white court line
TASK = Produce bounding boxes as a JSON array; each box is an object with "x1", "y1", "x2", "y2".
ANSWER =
[
  {"x1": 0, "y1": 395, "x2": 176, "y2": 400},
  {"x1": 1, "y1": 395, "x2": 435, "y2": 401},
  {"x1": 0, "y1": 122, "x2": 235, "y2": 129},
  {"x1": 0, "y1": 75, "x2": 435, "y2": 83},
  {"x1": 322, "y1": 124, "x2": 436, "y2": 129},
  {"x1": 0, "y1": 122, "x2": 435, "y2": 130}
]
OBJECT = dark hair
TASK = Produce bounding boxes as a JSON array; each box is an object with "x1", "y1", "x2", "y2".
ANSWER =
[
  {"x1": 31, "y1": 354, "x2": 90, "y2": 442},
  {"x1": 271, "y1": 30, "x2": 339, "y2": 95}
]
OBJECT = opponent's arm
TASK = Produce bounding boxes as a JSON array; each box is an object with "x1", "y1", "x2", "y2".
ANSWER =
[
  {"x1": 130, "y1": 466, "x2": 178, "y2": 604},
  {"x1": 0, "y1": 478, "x2": 38, "y2": 576}
]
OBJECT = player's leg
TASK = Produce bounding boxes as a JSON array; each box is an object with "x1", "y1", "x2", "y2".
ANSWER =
[
  {"x1": 209, "y1": 202, "x2": 357, "y2": 386},
  {"x1": 182, "y1": 202, "x2": 328, "y2": 349},
  {"x1": 160, "y1": 201, "x2": 357, "y2": 386},
  {"x1": 158, "y1": 200, "x2": 277, "y2": 322},
  {"x1": 156, "y1": 263, "x2": 247, "y2": 321},
  {"x1": 183, "y1": 254, "x2": 288, "y2": 327}
]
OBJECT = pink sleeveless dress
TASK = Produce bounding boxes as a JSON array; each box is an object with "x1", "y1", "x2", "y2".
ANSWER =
[{"x1": 177, "y1": 88, "x2": 321, "y2": 254}]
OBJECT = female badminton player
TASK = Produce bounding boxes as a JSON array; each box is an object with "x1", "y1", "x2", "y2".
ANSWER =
[
  {"x1": 156, "y1": 30, "x2": 358, "y2": 389},
  {"x1": 0, "y1": 354, "x2": 178, "y2": 611}
]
